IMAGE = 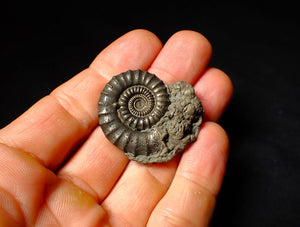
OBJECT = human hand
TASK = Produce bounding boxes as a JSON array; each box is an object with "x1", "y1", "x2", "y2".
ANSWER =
[{"x1": 0, "y1": 29, "x2": 233, "y2": 226}]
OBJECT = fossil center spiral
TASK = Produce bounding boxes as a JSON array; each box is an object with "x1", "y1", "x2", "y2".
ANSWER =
[
  {"x1": 118, "y1": 85, "x2": 158, "y2": 131},
  {"x1": 128, "y1": 89, "x2": 154, "y2": 117}
]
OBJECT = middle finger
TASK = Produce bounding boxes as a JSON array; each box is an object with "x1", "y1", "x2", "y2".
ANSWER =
[{"x1": 100, "y1": 30, "x2": 213, "y2": 226}]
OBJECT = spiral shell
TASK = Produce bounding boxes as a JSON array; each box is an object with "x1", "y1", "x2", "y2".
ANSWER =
[
  {"x1": 98, "y1": 69, "x2": 204, "y2": 164},
  {"x1": 98, "y1": 70, "x2": 170, "y2": 156}
]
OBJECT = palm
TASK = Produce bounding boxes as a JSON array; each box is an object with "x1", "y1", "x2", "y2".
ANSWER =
[{"x1": 0, "y1": 30, "x2": 233, "y2": 226}]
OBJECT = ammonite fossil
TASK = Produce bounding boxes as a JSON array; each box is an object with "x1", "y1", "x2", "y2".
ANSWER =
[{"x1": 98, "y1": 69, "x2": 204, "y2": 164}]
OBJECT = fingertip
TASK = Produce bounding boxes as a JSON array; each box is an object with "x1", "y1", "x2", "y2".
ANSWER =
[
  {"x1": 171, "y1": 30, "x2": 212, "y2": 55},
  {"x1": 90, "y1": 29, "x2": 162, "y2": 80},
  {"x1": 128, "y1": 29, "x2": 163, "y2": 46},
  {"x1": 150, "y1": 30, "x2": 212, "y2": 84},
  {"x1": 188, "y1": 121, "x2": 230, "y2": 165},
  {"x1": 174, "y1": 30, "x2": 213, "y2": 69},
  {"x1": 118, "y1": 29, "x2": 163, "y2": 52},
  {"x1": 195, "y1": 67, "x2": 234, "y2": 121},
  {"x1": 202, "y1": 121, "x2": 230, "y2": 154}
]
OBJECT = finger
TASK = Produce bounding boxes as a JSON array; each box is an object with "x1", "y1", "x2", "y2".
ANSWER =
[
  {"x1": 149, "y1": 30, "x2": 212, "y2": 84},
  {"x1": 147, "y1": 122, "x2": 229, "y2": 226},
  {"x1": 0, "y1": 29, "x2": 162, "y2": 170},
  {"x1": 35, "y1": 178, "x2": 107, "y2": 226},
  {"x1": 0, "y1": 143, "x2": 55, "y2": 226},
  {"x1": 58, "y1": 127, "x2": 129, "y2": 201},
  {"x1": 99, "y1": 30, "x2": 213, "y2": 226},
  {"x1": 0, "y1": 143, "x2": 107, "y2": 226},
  {"x1": 195, "y1": 67, "x2": 234, "y2": 121}
]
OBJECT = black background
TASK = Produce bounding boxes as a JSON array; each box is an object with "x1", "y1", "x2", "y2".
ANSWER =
[{"x1": 1, "y1": 1, "x2": 299, "y2": 226}]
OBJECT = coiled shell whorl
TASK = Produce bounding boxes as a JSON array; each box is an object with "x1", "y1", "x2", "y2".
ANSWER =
[
  {"x1": 98, "y1": 69, "x2": 204, "y2": 164},
  {"x1": 98, "y1": 70, "x2": 169, "y2": 156}
]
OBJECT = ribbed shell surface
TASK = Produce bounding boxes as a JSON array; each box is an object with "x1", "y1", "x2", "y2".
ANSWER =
[{"x1": 98, "y1": 70, "x2": 170, "y2": 156}]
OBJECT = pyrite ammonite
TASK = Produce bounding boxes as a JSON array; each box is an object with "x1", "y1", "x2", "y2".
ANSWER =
[{"x1": 98, "y1": 69, "x2": 204, "y2": 164}]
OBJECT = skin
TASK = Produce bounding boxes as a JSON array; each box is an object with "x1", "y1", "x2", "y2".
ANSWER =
[{"x1": 0, "y1": 29, "x2": 233, "y2": 226}]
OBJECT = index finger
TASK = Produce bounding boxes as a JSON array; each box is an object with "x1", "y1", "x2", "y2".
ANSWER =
[{"x1": 0, "y1": 29, "x2": 162, "y2": 170}]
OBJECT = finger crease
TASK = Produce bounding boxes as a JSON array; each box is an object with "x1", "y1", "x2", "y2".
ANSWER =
[
  {"x1": 149, "y1": 67, "x2": 178, "y2": 84},
  {"x1": 89, "y1": 61, "x2": 113, "y2": 82},
  {"x1": 50, "y1": 91, "x2": 94, "y2": 131},
  {"x1": 37, "y1": 202, "x2": 62, "y2": 227},
  {"x1": 145, "y1": 168, "x2": 170, "y2": 191},
  {"x1": 0, "y1": 184, "x2": 25, "y2": 225},
  {"x1": 58, "y1": 174, "x2": 100, "y2": 203},
  {"x1": 160, "y1": 207, "x2": 195, "y2": 226},
  {"x1": 178, "y1": 173, "x2": 216, "y2": 198}
]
